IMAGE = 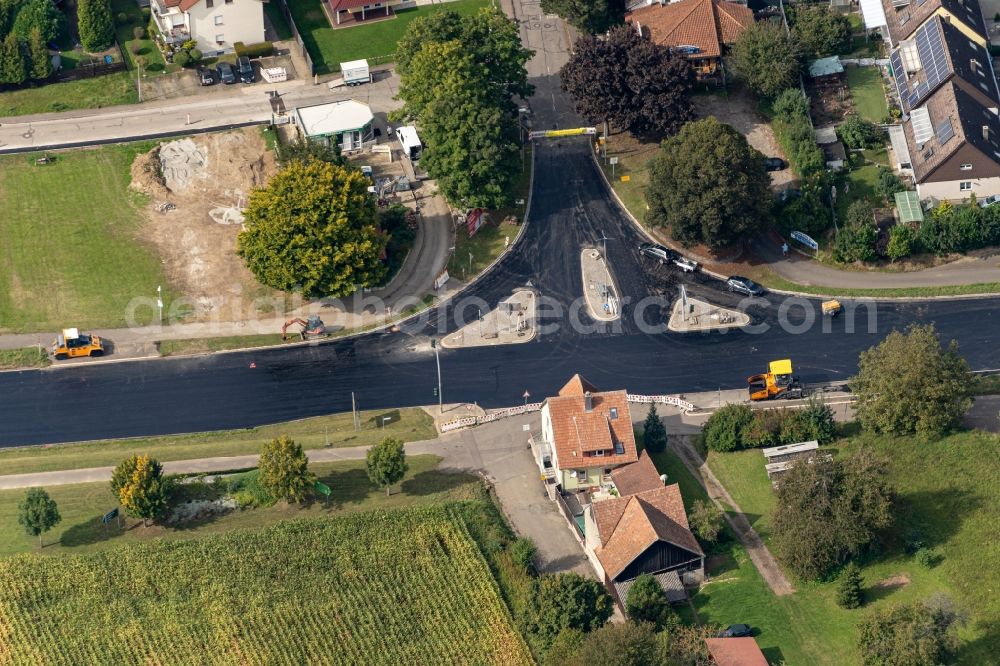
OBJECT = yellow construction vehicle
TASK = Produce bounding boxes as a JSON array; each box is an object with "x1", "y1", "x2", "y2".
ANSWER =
[
  {"x1": 281, "y1": 315, "x2": 328, "y2": 341},
  {"x1": 51, "y1": 328, "x2": 104, "y2": 360},
  {"x1": 748, "y1": 359, "x2": 804, "y2": 401},
  {"x1": 822, "y1": 299, "x2": 842, "y2": 316}
]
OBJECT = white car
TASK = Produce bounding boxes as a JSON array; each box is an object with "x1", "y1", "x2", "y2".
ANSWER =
[
  {"x1": 673, "y1": 256, "x2": 698, "y2": 272},
  {"x1": 978, "y1": 194, "x2": 1000, "y2": 209}
]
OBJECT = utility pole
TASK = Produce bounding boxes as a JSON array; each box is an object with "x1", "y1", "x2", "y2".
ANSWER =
[
  {"x1": 352, "y1": 391, "x2": 359, "y2": 430},
  {"x1": 431, "y1": 339, "x2": 443, "y2": 413},
  {"x1": 137, "y1": 60, "x2": 142, "y2": 103}
]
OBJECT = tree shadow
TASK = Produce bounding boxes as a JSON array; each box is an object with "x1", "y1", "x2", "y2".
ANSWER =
[
  {"x1": 880, "y1": 488, "x2": 983, "y2": 553},
  {"x1": 705, "y1": 552, "x2": 739, "y2": 577},
  {"x1": 60, "y1": 516, "x2": 132, "y2": 548},
  {"x1": 761, "y1": 646, "x2": 786, "y2": 664},
  {"x1": 863, "y1": 575, "x2": 911, "y2": 604},
  {"x1": 957, "y1": 619, "x2": 1000, "y2": 663},
  {"x1": 400, "y1": 470, "x2": 476, "y2": 497}
]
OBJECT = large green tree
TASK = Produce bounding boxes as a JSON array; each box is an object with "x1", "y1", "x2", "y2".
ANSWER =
[
  {"x1": 110, "y1": 455, "x2": 170, "y2": 527},
  {"x1": 540, "y1": 0, "x2": 625, "y2": 34},
  {"x1": 530, "y1": 573, "x2": 613, "y2": 649},
  {"x1": 77, "y1": 0, "x2": 114, "y2": 52},
  {"x1": 561, "y1": 26, "x2": 693, "y2": 137},
  {"x1": 857, "y1": 597, "x2": 961, "y2": 666},
  {"x1": 366, "y1": 436, "x2": 408, "y2": 496},
  {"x1": 771, "y1": 449, "x2": 894, "y2": 580},
  {"x1": 548, "y1": 622, "x2": 669, "y2": 666},
  {"x1": 792, "y1": 6, "x2": 850, "y2": 58},
  {"x1": 275, "y1": 137, "x2": 345, "y2": 167},
  {"x1": 688, "y1": 499, "x2": 724, "y2": 544},
  {"x1": 11, "y1": 0, "x2": 65, "y2": 44},
  {"x1": 730, "y1": 21, "x2": 803, "y2": 98},
  {"x1": 0, "y1": 31, "x2": 25, "y2": 85},
  {"x1": 624, "y1": 573, "x2": 673, "y2": 629},
  {"x1": 851, "y1": 324, "x2": 972, "y2": 437},
  {"x1": 258, "y1": 436, "x2": 315, "y2": 503},
  {"x1": 642, "y1": 402, "x2": 667, "y2": 453},
  {"x1": 17, "y1": 487, "x2": 61, "y2": 547},
  {"x1": 237, "y1": 160, "x2": 387, "y2": 297},
  {"x1": 28, "y1": 26, "x2": 49, "y2": 79},
  {"x1": 646, "y1": 117, "x2": 772, "y2": 248},
  {"x1": 836, "y1": 561, "x2": 864, "y2": 609}
]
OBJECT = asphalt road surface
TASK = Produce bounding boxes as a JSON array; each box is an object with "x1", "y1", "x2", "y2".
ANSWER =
[
  {"x1": 2, "y1": 136, "x2": 999, "y2": 446},
  {"x1": 1, "y1": 4, "x2": 999, "y2": 446}
]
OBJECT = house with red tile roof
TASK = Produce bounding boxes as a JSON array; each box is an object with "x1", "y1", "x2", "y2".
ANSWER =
[
  {"x1": 625, "y1": 0, "x2": 754, "y2": 78},
  {"x1": 705, "y1": 637, "x2": 769, "y2": 665},
  {"x1": 150, "y1": 0, "x2": 264, "y2": 55},
  {"x1": 537, "y1": 375, "x2": 639, "y2": 491}
]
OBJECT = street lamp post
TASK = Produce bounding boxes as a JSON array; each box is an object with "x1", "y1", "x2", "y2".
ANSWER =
[
  {"x1": 431, "y1": 339, "x2": 443, "y2": 412},
  {"x1": 156, "y1": 286, "x2": 163, "y2": 325}
]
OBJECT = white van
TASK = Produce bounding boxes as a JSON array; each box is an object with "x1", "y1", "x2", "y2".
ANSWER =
[{"x1": 395, "y1": 126, "x2": 422, "y2": 161}]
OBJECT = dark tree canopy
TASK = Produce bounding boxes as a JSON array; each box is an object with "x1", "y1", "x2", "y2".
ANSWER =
[
  {"x1": 11, "y1": 0, "x2": 65, "y2": 44},
  {"x1": 688, "y1": 499, "x2": 725, "y2": 544},
  {"x1": 836, "y1": 561, "x2": 864, "y2": 609},
  {"x1": 792, "y1": 6, "x2": 850, "y2": 58},
  {"x1": 28, "y1": 26, "x2": 50, "y2": 80},
  {"x1": 772, "y1": 449, "x2": 894, "y2": 580},
  {"x1": 17, "y1": 487, "x2": 61, "y2": 546},
  {"x1": 540, "y1": 0, "x2": 625, "y2": 34},
  {"x1": 561, "y1": 26, "x2": 694, "y2": 137},
  {"x1": 276, "y1": 137, "x2": 345, "y2": 167},
  {"x1": 851, "y1": 324, "x2": 972, "y2": 437},
  {"x1": 237, "y1": 160, "x2": 387, "y2": 298},
  {"x1": 857, "y1": 597, "x2": 961, "y2": 666},
  {"x1": 365, "y1": 436, "x2": 409, "y2": 496},
  {"x1": 530, "y1": 573, "x2": 613, "y2": 649},
  {"x1": 642, "y1": 403, "x2": 667, "y2": 453},
  {"x1": 556, "y1": 622, "x2": 669, "y2": 666},
  {"x1": 730, "y1": 21, "x2": 803, "y2": 98},
  {"x1": 646, "y1": 118, "x2": 771, "y2": 248},
  {"x1": 77, "y1": 0, "x2": 114, "y2": 52},
  {"x1": 0, "y1": 31, "x2": 24, "y2": 85}
]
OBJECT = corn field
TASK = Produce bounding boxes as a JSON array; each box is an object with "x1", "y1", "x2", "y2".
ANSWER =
[{"x1": 0, "y1": 506, "x2": 533, "y2": 665}]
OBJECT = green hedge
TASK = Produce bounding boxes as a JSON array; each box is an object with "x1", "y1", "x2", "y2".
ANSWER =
[
  {"x1": 234, "y1": 41, "x2": 275, "y2": 58},
  {"x1": 771, "y1": 89, "x2": 825, "y2": 179}
]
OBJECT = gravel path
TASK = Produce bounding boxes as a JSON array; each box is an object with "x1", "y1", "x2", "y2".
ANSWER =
[{"x1": 670, "y1": 435, "x2": 795, "y2": 596}]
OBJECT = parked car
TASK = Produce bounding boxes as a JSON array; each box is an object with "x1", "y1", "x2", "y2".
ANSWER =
[
  {"x1": 638, "y1": 242, "x2": 677, "y2": 264},
  {"x1": 673, "y1": 256, "x2": 698, "y2": 272},
  {"x1": 726, "y1": 276, "x2": 766, "y2": 297},
  {"x1": 199, "y1": 67, "x2": 215, "y2": 86},
  {"x1": 237, "y1": 56, "x2": 254, "y2": 84},
  {"x1": 764, "y1": 157, "x2": 787, "y2": 171},
  {"x1": 718, "y1": 624, "x2": 753, "y2": 638},
  {"x1": 979, "y1": 194, "x2": 1000, "y2": 208},
  {"x1": 216, "y1": 62, "x2": 236, "y2": 85}
]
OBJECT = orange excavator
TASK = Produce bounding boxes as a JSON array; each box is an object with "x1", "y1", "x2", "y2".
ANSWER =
[
  {"x1": 281, "y1": 315, "x2": 328, "y2": 341},
  {"x1": 748, "y1": 359, "x2": 804, "y2": 401}
]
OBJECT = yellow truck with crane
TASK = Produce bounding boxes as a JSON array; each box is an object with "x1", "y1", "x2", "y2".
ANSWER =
[
  {"x1": 51, "y1": 328, "x2": 104, "y2": 360},
  {"x1": 748, "y1": 359, "x2": 804, "y2": 401}
]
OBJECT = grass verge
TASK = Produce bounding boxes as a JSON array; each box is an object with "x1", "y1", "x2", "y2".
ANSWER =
[
  {"x1": 0, "y1": 407, "x2": 437, "y2": 475},
  {"x1": 754, "y1": 268, "x2": 1000, "y2": 298},
  {"x1": 286, "y1": 0, "x2": 488, "y2": 74},
  {"x1": 706, "y1": 430, "x2": 1000, "y2": 663},
  {"x1": 111, "y1": 0, "x2": 168, "y2": 73},
  {"x1": 0, "y1": 347, "x2": 50, "y2": 370},
  {"x1": 0, "y1": 72, "x2": 138, "y2": 117},
  {"x1": 0, "y1": 454, "x2": 473, "y2": 558},
  {"x1": 157, "y1": 333, "x2": 291, "y2": 356}
]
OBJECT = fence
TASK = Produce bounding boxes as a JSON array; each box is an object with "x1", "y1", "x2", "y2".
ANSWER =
[
  {"x1": 439, "y1": 394, "x2": 695, "y2": 433},
  {"x1": 275, "y1": 0, "x2": 314, "y2": 77},
  {"x1": 57, "y1": 42, "x2": 128, "y2": 81}
]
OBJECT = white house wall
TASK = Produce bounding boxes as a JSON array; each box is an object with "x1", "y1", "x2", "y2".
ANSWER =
[
  {"x1": 187, "y1": 0, "x2": 265, "y2": 55},
  {"x1": 917, "y1": 176, "x2": 1000, "y2": 202}
]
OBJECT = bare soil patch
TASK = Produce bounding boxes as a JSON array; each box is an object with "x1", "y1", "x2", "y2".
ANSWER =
[
  {"x1": 873, "y1": 574, "x2": 911, "y2": 589},
  {"x1": 131, "y1": 128, "x2": 283, "y2": 320}
]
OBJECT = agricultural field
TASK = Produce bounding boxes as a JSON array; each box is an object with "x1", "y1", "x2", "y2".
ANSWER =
[
  {"x1": 0, "y1": 144, "x2": 175, "y2": 334},
  {"x1": 0, "y1": 506, "x2": 533, "y2": 663},
  {"x1": 706, "y1": 429, "x2": 1000, "y2": 664}
]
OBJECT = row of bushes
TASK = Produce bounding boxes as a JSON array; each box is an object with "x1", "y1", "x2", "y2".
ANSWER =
[
  {"x1": 235, "y1": 41, "x2": 274, "y2": 59},
  {"x1": 771, "y1": 89, "x2": 825, "y2": 179},
  {"x1": 703, "y1": 400, "x2": 837, "y2": 453}
]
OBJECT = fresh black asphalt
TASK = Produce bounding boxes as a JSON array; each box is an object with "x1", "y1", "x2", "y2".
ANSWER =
[{"x1": 1, "y1": 139, "x2": 999, "y2": 446}]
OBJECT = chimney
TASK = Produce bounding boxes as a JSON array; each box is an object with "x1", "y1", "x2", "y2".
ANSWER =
[
  {"x1": 584, "y1": 391, "x2": 593, "y2": 412},
  {"x1": 984, "y1": 125, "x2": 990, "y2": 141},
  {"x1": 971, "y1": 58, "x2": 978, "y2": 74}
]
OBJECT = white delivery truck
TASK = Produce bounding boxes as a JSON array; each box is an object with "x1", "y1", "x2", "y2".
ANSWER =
[
  {"x1": 340, "y1": 59, "x2": 371, "y2": 86},
  {"x1": 395, "y1": 125, "x2": 422, "y2": 161}
]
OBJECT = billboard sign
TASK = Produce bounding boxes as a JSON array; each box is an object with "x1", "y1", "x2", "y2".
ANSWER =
[{"x1": 466, "y1": 208, "x2": 484, "y2": 237}]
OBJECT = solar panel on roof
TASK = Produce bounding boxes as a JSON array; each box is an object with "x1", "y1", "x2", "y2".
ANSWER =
[
  {"x1": 936, "y1": 118, "x2": 955, "y2": 144},
  {"x1": 890, "y1": 51, "x2": 910, "y2": 105},
  {"x1": 915, "y1": 0, "x2": 926, "y2": 6}
]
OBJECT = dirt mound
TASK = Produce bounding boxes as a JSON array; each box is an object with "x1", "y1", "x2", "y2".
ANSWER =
[{"x1": 132, "y1": 128, "x2": 280, "y2": 318}]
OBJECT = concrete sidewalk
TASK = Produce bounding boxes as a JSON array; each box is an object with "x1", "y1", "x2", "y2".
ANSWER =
[{"x1": 753, "y1": 232, "x2": 1000, "y2": 289}]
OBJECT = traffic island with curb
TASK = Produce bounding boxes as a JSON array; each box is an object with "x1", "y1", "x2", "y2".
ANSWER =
[
  {"x1": 667, "y1": 297, "x2": 750, "y2": 333},
  {"x1": 439, "y1": 289, "x2": 537, "y2": 349},
  {"x1": 581, "y1": 248, "x2": 620, "y2": 321}
]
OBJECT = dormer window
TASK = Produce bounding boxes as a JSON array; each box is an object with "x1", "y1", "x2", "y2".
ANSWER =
[{"x1": 610, "y1": 407, "x2": 618, "y2": 420}]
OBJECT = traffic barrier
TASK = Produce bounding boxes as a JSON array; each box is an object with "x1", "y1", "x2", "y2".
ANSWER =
[{"x1": 627, "y1": 394, "x2": 696, "y2": 413}]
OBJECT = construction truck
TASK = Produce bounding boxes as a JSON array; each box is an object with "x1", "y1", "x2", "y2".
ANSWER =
[
  {"x1": 51, "y1": 328, "x2": 104, "y2": 360},
  {"x1": 748, "y1": 359, "x2": 804, "y2": 401},
  {"x1": 281, "y1": 315, "x2": 328, "y2": 341}
]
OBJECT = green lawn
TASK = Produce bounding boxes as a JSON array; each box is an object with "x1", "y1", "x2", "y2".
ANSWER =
[
  {"x1": 0, "y1": 72, "x2": 138, "y2": 116},
  {"x1": 286, "y1": 0, "x2": 489, "y2": 74},
  {"x1": 0, "y1": 144, "x2": 179, "y2": 334},
  {"x1": 111, "y1": 0, "x2": 169, "y2": 73},
  {"x1": 264, "y1": 0, "x2": 294, "y2": 40},
  {"x1": 0, "y1": 454, "x2": 475, "y2": 558},
  {"x1": 706, "y1": 431, "x2": 1000, "y2": 663},
  {"x1": 158, "y1": 333, "x2": 292, "y2": 356},
  {"x1": 0, "y1": 347, "x2": 50, "y2": 370},
  {"x1": 596, "y1": 135, "x2": 658, "y2": 225},
  {"x1": 0, "y1": 407, "x2": 437, "y2": 475},
  {"x1": 846, "y1": 66, "x2": 888, "y2": 123}
]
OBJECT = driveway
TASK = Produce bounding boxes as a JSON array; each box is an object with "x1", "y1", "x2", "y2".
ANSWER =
[{"x1": 693, "y1": 89, "x2": 795, "y2": 190}]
